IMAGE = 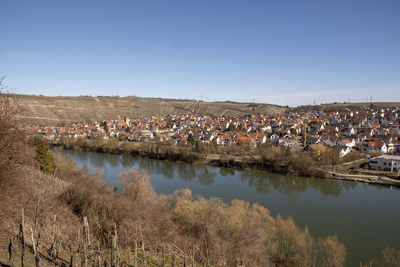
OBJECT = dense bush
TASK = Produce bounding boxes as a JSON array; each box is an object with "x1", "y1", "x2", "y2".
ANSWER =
[{"x1": 58, "y1": 167, "x2": 347, "y2": 266}]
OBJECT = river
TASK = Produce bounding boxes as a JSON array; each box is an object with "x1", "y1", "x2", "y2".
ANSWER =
[{"x1": 54, "y1": 149, "x2": 400, "y2": 266}]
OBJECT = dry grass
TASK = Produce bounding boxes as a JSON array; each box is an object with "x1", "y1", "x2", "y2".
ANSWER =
[{"x1": 0, "y1": 166, "x2": 79, "y2": 266}]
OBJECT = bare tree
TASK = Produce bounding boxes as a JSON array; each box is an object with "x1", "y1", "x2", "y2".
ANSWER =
[{"x1": 0, "y1": 77, "x2": 27, "y2": 180}]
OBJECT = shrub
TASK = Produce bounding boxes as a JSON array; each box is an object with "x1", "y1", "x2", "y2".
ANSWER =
[{"x1": 381, "y1": 247, "x2": 400, "y2": 267}]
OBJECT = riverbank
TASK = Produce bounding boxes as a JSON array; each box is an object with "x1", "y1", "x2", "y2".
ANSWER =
[
  {"x1": 50, "y1": 137, "x2": 400, "y2": 188},
  {"x1": 328, "y1": 172, "x2": 400, "y2": 187},
  {"x1": 50, "y1": 137, "x2": 327, "y2": 177}
]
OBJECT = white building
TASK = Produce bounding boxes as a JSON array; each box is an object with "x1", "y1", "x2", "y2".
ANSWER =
[
  {"x1": 369, "y1": 155, "x2": 400, "y2": 172},
  {"x1": 339, "y1": 146, "x2": 352, "y2": 157},
  {"x1": 338, "y1": 139, "x2": 355, "y2": 148},
  {"x1": 366, "y1": 142, "x2": 387, "y2": 154}
]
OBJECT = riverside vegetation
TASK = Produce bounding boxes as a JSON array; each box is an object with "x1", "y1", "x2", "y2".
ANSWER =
[
  {"x1": 1, "y1": 81, "x2": 399, "y2": 266},
  {"x1": 52, "y1": 135, "x2": 363, "y2": 178}
]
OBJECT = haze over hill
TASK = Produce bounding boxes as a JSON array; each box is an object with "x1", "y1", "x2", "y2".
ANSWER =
[{"x1": 14, "y1": 94, "x2": 286, "y2": 125}]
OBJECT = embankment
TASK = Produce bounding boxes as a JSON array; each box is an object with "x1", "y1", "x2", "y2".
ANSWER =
[{"x1": 51, "y1": 137, "x2": 400, "y2": 187}]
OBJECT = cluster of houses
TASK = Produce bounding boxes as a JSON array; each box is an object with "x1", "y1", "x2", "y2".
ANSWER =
[{"x1": 26, "y1": 106, "x2": 400, "y2": 160}]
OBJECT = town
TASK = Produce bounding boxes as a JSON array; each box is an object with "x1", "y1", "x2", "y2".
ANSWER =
[{"x1": 26, "y1": 105, "x2": 400, "y2": 173}]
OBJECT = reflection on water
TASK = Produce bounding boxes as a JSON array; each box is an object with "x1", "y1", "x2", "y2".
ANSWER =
[
  {"x1": 53, "y1": 148, "x2": 400, "y2": 267},
  {"x1": 239, "y1": 170, "x2": 357, "y2": 197},
  {"x1": 198, "y1": 166, "x2": 216, "y2": 185},
  {"x1": 56, "y1": 147, "x2": 355, "y2": 197}
]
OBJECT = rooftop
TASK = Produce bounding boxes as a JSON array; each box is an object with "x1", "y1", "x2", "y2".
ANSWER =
[{"x1": 376, "y1": 155, "x2": 400, "y2": 161}]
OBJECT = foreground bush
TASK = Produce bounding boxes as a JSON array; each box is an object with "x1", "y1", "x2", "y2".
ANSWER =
[{"x1": 58, "y1": 167, "x2": 347, "y2": 266}]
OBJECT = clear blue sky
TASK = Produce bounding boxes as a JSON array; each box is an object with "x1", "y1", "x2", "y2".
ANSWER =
[{"x1": 1, "y1": 0, "x2": 399, "y2": 106}]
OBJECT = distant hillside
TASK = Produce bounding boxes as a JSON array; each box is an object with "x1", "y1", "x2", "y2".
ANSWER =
[
  {"x1": 290, "y1": 102, "x2": 400, "y2": 113},
  {"x1": 13, "y1": 94, "x2": 286, "y2": 125}
]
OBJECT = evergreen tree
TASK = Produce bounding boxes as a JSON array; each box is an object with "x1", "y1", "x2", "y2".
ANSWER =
[
  {"x1": 211, "y1": 138, "x2": 218, "y2": 152},
  {"x1": 188, "y1": 133, "x2": 196, "y2": 146},
  {"x1": 104, "y1": 123, "x2": 110, "y2": 136},
  {"x1": 35, "y1": 139, "x2": 54, "y2": 173}
]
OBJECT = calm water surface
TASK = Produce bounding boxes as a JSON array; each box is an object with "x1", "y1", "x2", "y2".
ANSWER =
[{"x1": 54, "y1": 149, "x2": 400, "y2": 266}]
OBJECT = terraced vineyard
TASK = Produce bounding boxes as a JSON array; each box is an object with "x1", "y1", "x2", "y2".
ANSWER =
[{"x1": 13, "y1": 94, "x2": 286, "y2": 125}]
